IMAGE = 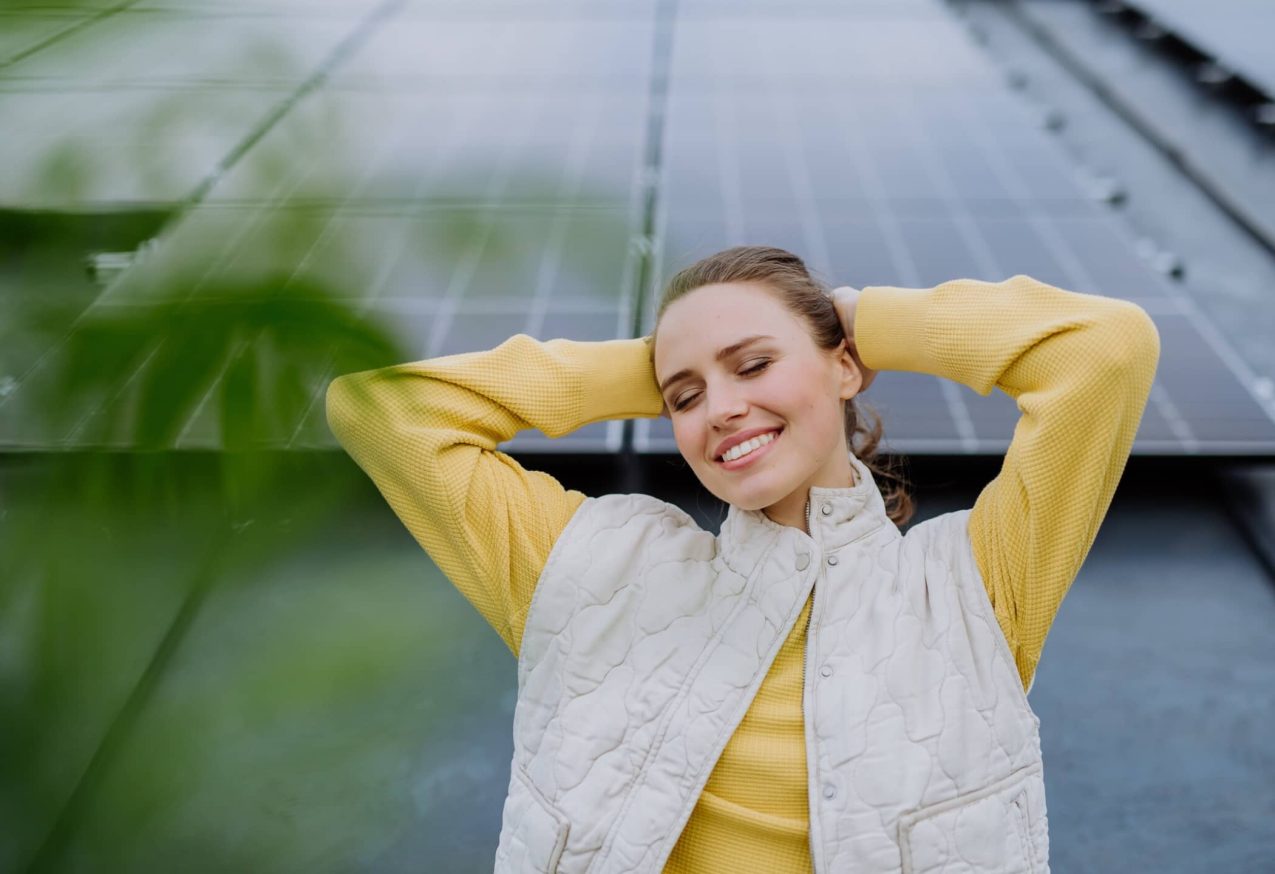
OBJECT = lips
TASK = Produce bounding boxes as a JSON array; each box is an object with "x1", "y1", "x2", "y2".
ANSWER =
[{"x1": 713, "y1": 427, "x2": 783, "y2": 462}]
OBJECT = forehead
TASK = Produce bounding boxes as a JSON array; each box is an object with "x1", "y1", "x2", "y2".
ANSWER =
[{"x1": 655, "y1": 282, "x2": 801, "y2": 370}]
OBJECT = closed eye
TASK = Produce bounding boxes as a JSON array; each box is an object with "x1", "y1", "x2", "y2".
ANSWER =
[{"x1": 670, "y1": 358, "x2": 772, "y2": 412}]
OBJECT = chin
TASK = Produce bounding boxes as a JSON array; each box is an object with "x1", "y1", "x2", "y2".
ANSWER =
[
  {"x1": 718, "y1": 481, "x2": 789, "y2": 513},
  {"x1": 690, "y1": 460, "x2": 795, "y2": 512}
]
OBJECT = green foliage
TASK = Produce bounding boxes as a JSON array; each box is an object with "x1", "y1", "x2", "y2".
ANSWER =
[{"x1": 0, "y1": 245, "x2": 435, "y2": 872}]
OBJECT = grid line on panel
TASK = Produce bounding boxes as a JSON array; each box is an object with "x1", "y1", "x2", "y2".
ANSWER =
[
  {"x1": 756, "y1": 26, "x2": 831, "y2": 276},
  {"x1": 812, "y1": 61, "x2": 923, "y2": 287},
  {"x1": 424, "y1": 90, "x2": 550, "y2": 357},
  {"x1": 285, "y1": 89, "x2": 510, "y2": 447},
  {"x1": 895, "y1": 91, "x2": 1003, "y2": 279},
  {"x1": 284, "y1": 227, "x2": 412, "y2": 448},
  {"x1": 0, "y1": 0, "x2": 143, "y2": 71},
  {"x1": 622, "y1": 0, "x2": 680, "y2": 456},
  {"x1": 712, "y1": 80, "x2": 746, "y2": 245},
  {"x1": 0, "y1": 80, "x2": 294, "y2": 95},
  {"x1": 827, "y1": 68, "x2": 979, "y2": 452},
  {"x1": 172, "y1": 80, "x2": 436, "y2": 448},
  {"x1": 55, "y1": 134, "x2": 357, "y2": 444},
  {"x1": 937, "y1": 379, "x2": 979, "y2": 453},
  {"x1": 183, "y1": 0, "x2": 405, "y2": 209},
  {"x1": 511, "y1": 86, "x2": 637, "y2": 455},
  {"x1": 526, "y1": 91, "x2": 606, "y2": 339},
  {"x1": 1147, "y1": 381, "x2": 1199, "y2": 454},
  {"x1": 952, "y1": 97, "x2": 1105, "y2": 294}
]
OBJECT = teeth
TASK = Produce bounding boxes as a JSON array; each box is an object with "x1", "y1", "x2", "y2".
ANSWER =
[{"x1": 722, "y1": 430, "x2": 777, "y2": 462}]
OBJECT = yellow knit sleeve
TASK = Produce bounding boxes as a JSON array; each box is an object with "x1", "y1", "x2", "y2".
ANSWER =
[
  {"x1": 325, "y1": 334, "x2": 665, "y2": 656},
  {"x1": 854, "y1": 275, "x2": 1160, "y2": 694}
]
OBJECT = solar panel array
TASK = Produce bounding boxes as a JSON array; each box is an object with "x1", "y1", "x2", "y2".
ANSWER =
[{"x1": 2, "y1": 0, "x2": 1273, "y2": 455}]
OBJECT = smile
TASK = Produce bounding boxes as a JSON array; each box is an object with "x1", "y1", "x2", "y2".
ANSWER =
[{"x1": 716, "y1": 429, "x2": 782, "y2": 469}]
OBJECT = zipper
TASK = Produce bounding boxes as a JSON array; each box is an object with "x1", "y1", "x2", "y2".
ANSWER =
[
  {"x1": 1012, "y1": 794, "x2": 1037, "y2": 874},
  {"x1": 800, "y1": 495, "x2": 813, "y2": 687},
  {"x1": 801, "y1": 494, "x2": 819, "y2": 873}
]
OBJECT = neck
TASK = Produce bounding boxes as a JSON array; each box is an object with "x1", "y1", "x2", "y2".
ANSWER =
[{"x1": 761, "y1": 459, "x2": 858, "y2": 531}]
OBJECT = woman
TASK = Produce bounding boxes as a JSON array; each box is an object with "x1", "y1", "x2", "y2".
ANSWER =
[{"x1": 326, "y1": 246, "x2": 1160, "y2": 873}]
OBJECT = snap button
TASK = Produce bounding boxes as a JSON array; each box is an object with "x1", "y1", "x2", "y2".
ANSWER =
[
  {"x1": 820, "y1": 665, "x2": 833, "y2": 678},
  {"x1": 796, "y1": 553, "x2": 810, "y2": 571},
  {"x1": 821, "y1": 503, "x2": 832, "y2": 516},
  {"x1": 826, "y1": 555, "x2": 838, "y2": 566},
  {"x1": 823, "y1": 784, "x2": 836, "y2": 800}
]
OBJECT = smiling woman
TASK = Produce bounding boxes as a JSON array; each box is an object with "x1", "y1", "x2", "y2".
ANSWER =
[{"x1": 326, "y1": 244, "x2": 1159, "y2": 873}]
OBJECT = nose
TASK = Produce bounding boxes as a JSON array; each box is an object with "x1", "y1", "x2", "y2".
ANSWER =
[{"x1": 706, "y1": 378, "x2": 748, "y2": 430}]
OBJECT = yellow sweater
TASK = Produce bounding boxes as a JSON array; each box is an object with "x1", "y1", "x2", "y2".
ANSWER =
[{"x1": 326, "y1": 274, "x2": 1160, "y2": 873}]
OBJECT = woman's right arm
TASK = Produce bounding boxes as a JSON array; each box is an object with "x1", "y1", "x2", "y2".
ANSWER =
[{"x1": 325, "y1": 334, "x2": 664, "y2": 656}]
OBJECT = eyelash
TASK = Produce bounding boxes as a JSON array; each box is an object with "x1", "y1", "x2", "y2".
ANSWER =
[{"x1": 671, "y1": 359, "x2": 771, "y2": 412}]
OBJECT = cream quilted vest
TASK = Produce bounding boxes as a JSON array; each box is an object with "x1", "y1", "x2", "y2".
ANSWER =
[{"x1": 495, "y1": 453, "x2": 1049, "y2": 873}]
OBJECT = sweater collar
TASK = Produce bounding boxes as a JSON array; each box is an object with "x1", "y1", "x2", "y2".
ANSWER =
[{"x1": 718, "y1": 452, "x2": 893, "y2": 571}]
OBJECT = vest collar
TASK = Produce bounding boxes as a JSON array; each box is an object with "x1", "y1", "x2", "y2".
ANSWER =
[{"x1": 718, "y1": 452, "x2": 892, "y2": 571}]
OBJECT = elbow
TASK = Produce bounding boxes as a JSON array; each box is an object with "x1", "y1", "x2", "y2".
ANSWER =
[
  {"x1": 1103, "y1": 301, "x2": 1161, "y2": 387},
  {"x1": 1111, "y1": 301, "x2": 1160, "y2": 362}
]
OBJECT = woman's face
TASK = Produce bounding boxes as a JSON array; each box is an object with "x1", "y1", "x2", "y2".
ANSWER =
[{"x1": 653, "y1": 281, "x2": 863, "y2": 520}]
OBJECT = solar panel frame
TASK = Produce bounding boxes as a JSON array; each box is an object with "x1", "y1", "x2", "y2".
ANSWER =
[{"x1": 1123, "y1": 0, "x2": 1275, "y2": 101}]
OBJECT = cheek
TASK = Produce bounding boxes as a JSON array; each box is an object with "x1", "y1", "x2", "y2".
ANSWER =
[
  {"x1": 790, "y1": 386, "x2": 842, "y2": 442},
  {"x1": 671, "y1": 416, "x2": 704, "y2": 462}
]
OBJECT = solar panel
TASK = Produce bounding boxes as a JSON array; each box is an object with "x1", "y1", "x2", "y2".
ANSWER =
[
  {"x1": 635, "y1": 1, "x2": 1275, "y2": 455},
  {"x1": 0, "y1": 2, "x2": 650, "y2": 451}
]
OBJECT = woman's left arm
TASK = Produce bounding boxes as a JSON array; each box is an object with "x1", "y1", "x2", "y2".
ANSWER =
[{"x1": 849, "y1": 274, "x2": 1160, "y2": 694}]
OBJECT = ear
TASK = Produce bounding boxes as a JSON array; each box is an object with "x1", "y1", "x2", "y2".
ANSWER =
[{"x1": 834, "y1": 339, "x2": 862, "y2": 401}]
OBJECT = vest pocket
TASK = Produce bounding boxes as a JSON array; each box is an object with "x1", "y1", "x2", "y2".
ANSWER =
[
  {"x1": 493, "y1": 766, "x2": 570, "y2": 873},
  {"x1": 898, "y1": 763, "x2": 1045, "y2": 874}
]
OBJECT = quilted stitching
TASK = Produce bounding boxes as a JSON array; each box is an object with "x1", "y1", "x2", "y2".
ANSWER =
[
  {"x1": 495, "y1": 766, "x2": 571, "y2": 872},
  {"x1": 499, "y1": 454, "x2": 1049, "y2": 874}
]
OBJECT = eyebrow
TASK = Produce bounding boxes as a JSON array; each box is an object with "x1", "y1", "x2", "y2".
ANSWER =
[{"x1": 658, "y1": 334, "x2": 776, "y2": 394}]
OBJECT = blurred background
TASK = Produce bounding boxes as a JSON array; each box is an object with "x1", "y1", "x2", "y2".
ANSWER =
[{"x1": 2, "y1": 0, "x2": 1274, "y2": 870}]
